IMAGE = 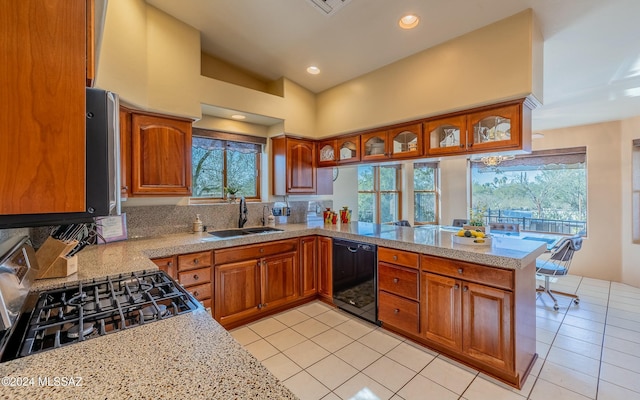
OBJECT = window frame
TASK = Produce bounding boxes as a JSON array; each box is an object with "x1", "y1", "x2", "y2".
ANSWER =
[
  {"x1": 358, "y1": 165, "x2": 402, "y2": 224},
  {"x1": 469, "y1": 147, "x2": 587, "y2": 235},
  {"x1": 191, "y1": 132, "x2": 263, "y2": 202},
  {"x1": 413, "y1": 162, "x2": 439, "y2": 225}
]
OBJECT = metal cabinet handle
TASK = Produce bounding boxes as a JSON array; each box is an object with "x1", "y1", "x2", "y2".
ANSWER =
[
  {"x1": 468, "y1": 143, "x2": 473, "y2": 148},
  {"x1": 457, "y1": 268, "x2": 463, "y2": 274},
  {"x1": 393, "y1": 255, "x2": 398, "y2": 261},
  {"x1": 260, "y1": 248, "x2": 264, "y2": 253},
  {"x1": 454, "y1": 284, "x2": 460, "y2": 290},
  {"x1": 393, "y1": 278, "x2": 399, "y2": 284},
  {"x1": 463, "y1": 286, "x2": 468, "y2": 292},
  {"x1": 257, "y1": 303, "x2": 263, "y2": 309},
  {"x1": 167, "y1": 261, "x2": 173, "y2": 267},
  {"x1": 193, "y1": 274, "x2": 199, "y2": 280},
  {"x1": 394, "y1": 309, "x2": 400, "y2": 314},
  {"x1": 194, "y1": 258, "x2": 199, "y2": 264},
  {"x1": 193, "y1": 291, "x2": 199, "y2": 297}
]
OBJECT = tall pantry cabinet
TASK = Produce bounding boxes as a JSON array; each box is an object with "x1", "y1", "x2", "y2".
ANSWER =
[{"x1": 1, "y1": 0, "x2": 93, "y2": 215}]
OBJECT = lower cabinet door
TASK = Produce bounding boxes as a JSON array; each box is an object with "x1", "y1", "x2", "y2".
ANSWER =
[
  {"x1": 262, "y1": 252, "x2": 299, "y2": 310},
  {"x1": 215, "y1": 260, "x2": 261, "y2": 327},
  {"x1": 421, "y1": 272, "x2": 462, "y2": 350},
  {"x1": 462, "y1": 281, "x2": 514, "y2": 371},
  {"x1": 378, "y1": 291, "x2": 419, "y2": 335},
  {"x1": 317, "y1": 237, "x2": 333, "y2": 299}
]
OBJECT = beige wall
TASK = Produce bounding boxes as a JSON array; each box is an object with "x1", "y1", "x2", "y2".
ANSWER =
[
  {"x1": 146, "y1": 6, "x2": 201, "y2": 118},
  {"x1": 201, "y1": 52, "x2": 270, "y2": 93},
  {"x1": 620, "y1": 116, "x2": 640, "y2": 287},
  {"x1": 282, "y1": 79, "x2": 317, "y2": 137},
  {"x1": 96, "y1": 0, "x2": 148, "y2": 108},
  {"x1": 315, "y1": 9, "x2": 541, "y2": 137},
  {"x1": 193, "y1": 115, "x2": 269, "y2": 138}
]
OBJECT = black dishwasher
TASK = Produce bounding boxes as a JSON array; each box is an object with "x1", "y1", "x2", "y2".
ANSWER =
[{"x1": 332, "y1": 239, "x2": 378, "y2": 324}]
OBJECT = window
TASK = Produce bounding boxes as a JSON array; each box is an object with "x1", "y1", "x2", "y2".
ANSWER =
[
  {"x1": 414, "y1": 162, "x2": 438, "y2": 224},
  {"x1": 191, "y1": 135, "x2": 261, "y2": 200},
  {"x1": 470, "y1": 147, "x2": 587, "y2": 235},
  {"x1": 358, "y1": 165, "x2": 401, "y2": 223}
]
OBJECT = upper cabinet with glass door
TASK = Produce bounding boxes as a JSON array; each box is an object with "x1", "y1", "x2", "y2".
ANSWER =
[
  {"x1": 467, "y1": 104, "x2": 521, "y2": 151},
  {"x1": 389, "y1": 123, "x2": 423, "y2": 159},
  {"x1": 425, "y1": 100, "x2": 530, "y2": 156},
  {"x1": 337, "y1": 136, "x2": 360, "y2": 163},
  {"x1": 424, "y1": 115, "x2": 467, "y2": 156},
  {"x1": 361, "y1": 130, "x2": 389, "y2": 161},
  {"x1": 317, "y1": 139, "x2": 338, "y2": 167}
]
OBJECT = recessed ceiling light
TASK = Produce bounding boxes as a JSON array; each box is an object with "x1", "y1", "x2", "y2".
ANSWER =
[
  {"x1": 231, "y1": 114, "x2": 246, "y2": 120},
  {"x1": 306, "y1": 65, "x2": 321, "y2": 75},
  {"x1": 398, "y1": 14, "x2": 419, "y2": 29}
]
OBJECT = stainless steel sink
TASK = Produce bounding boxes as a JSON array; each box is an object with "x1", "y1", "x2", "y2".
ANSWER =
[{"x1": 208, "y1": 226, "x2": 283, "y2": 238}]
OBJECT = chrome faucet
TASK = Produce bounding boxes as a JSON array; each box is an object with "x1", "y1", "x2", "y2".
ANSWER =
[{"x1": 238, "y1": 197, "x2": 248, "y2": 228}]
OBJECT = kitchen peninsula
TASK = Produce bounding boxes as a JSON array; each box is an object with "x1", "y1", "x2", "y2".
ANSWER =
[{"x1": 0, "y1": 222, "x2": 545, "y2": 398}]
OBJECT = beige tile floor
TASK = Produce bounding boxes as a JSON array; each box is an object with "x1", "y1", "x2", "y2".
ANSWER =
[{"x1": 231, "y1": 275, "x2": 640, "y2": 400}]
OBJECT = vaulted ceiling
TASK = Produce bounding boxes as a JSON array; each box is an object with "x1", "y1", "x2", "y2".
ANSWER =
[{"x1": 147, "y1": 0, "x2": 640, "y2": 131}]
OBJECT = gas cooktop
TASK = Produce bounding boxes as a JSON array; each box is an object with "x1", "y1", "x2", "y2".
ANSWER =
[{"x1": 1, "y1": 270, "x2": 200, "y2": 362}]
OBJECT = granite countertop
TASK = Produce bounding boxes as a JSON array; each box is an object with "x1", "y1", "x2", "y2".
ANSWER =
[
  {"x1": 30, "y1": 222, "x2": 546, "y2": 292},
  {"x1": 0, "y1": 309, "x2": 297, "y2": 400},
  {"x1": 0, "y1": 222, "x2": 546, "y2": 399}
]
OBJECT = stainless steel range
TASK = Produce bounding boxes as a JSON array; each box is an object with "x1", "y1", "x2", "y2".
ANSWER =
[{"x1": 0, "y1": 236, "x2": 200, "y2": 362}]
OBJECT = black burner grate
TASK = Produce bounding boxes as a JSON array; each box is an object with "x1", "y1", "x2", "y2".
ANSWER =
[{"x1": 4, "y1": 270, "x2": 199, "y2": 360}]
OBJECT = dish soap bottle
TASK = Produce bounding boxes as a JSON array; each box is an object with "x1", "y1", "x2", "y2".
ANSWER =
[
  {"x1": 267, "y1": 209, "x2": 276, "y2": 227},
  {"x1": 193, "y1": 214, "x2": 203, "y2": 233}
]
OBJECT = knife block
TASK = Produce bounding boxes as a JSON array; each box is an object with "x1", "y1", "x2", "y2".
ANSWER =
[{"x1": 35, "y1": 237, "x2": 79, "y2": 279}]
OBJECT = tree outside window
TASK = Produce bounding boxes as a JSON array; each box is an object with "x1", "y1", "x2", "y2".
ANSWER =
[
  {"x1": 414, "y1": 162, "x2": 438, "y2": 224},
  {"x1": 358, "y1": 165, "x2": 401, "y2": 223},
  {"x1": 470, "y1": 148, "x2": 587, "y2": 235},
  {"x1": 192, "y1": 137, "x2": 260, "y2": 200}
]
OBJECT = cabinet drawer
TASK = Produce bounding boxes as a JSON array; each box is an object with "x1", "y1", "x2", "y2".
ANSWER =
[
  {"x1": 186, "y1": 282, "x2": 212, "y2": 302},
  {"x1": 200, "y1": 298, "x2": 212, "y2": 313},
  {"x1": 378, "y1": 263, "x2": 419, "y2": 300},
  {"x1": 378, "y1": 291, "x2": 419, "y2": 335},
  {"x1": 421, "y1": 255, "x2": 513, "y2": 291},
  {"x1": 178, "y1": 267, "x2": 212, "y2": 286},
  {"x1": 378, "y1": 247, "x2": 419, "y2": 269},
  {"x1": 215, "y1": 239, "x2": 298, "y2": 265},
  {"x1": 178, "y1": 251, "x2": 212, "y2": 271}
]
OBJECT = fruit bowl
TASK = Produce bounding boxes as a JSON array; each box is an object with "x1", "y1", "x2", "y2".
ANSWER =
[{"x1": 452, "y1": 234, "x2": 492, "y2": 246}]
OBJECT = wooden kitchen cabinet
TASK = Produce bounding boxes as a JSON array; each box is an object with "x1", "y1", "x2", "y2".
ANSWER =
[
  {"x1": 389, "y1": 123, "x2": 423, "y2": 159},
  {"x1": 317, "y1": 139, "x2": 338, "y2": 167},
  {"x1": 0, "y1": 0, "x2": 89, "y2": 215},
  {"x1": 300, "y1": 236, "x2": 318, "y2": 298},
  {"x1": 377, "y1": 248, "x2": 420, "y2": 335},
  {"x1": 151, "y1": 256, "x2": 177, "y2": 280},
  {"x1": 214, "y1": 239, "x2": 300, "y2": 328},
  {"x1": 122, "y1": 110, "x2": 193, "y2": 196},
  {"x1": 336, "y1": 136, "x2": 361, "y2": 163},
  {"x1": 419, "y1": 254, "x2": 533, "y2": 388},
  {"x1": 317, "y1": 237, "x2": 333, "y2": 301},
  {"x1": 152, "y1": 250, "x2": 213, "y2": 315},
  {"x1": 361, "y1": 130, "x2": 390, "y2": 161},
  {"x1": 272, "y1": 136, "x2": 332, "y2": 195},
  {"x1": 177, "y1": 251, "x2": 213, "y2": 315},
  {"x1": 424, "y1": 100, "x2": 531, "y2": 156}
]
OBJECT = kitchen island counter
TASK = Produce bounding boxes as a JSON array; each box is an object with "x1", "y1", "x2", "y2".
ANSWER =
[
  {"x1": 31, "y1": 222, "x2": 546, "y2": 292},
  {"x1": 4, "y1": 221, "x2": 547, "y2": 398}
]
